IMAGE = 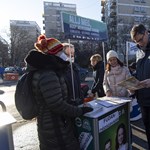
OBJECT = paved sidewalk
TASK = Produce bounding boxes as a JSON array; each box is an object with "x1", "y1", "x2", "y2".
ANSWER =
[{"x1": 13, "y1": 120, "x2": 39, "y2": 150}]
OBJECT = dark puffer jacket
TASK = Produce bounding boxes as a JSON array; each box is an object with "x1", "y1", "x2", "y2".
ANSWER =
[
  {"x1": 64, "y1": 63, "x2": 83, "y2": 106},
  {"x1": 25, "y1": 50, "x2": 83, "y2": 150},
  {"x1": 136, "y1": 37, "x2": 150, "y2": 106},
  {"x1": 91, "y1": 61, "x2": 105, "y2": 97}
]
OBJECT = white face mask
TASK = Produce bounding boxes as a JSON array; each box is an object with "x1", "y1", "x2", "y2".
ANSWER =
[
  {"x1": 56, "y1": 51, "x2": 68, "y2": 61},
  {"x1": 66, "y1": 57, "x2": 74, "y2": 63},
  {"x1": 71, "y1": 57, "x2": 74, "y2": 63}
]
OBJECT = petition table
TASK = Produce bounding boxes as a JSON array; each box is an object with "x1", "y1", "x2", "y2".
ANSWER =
[{"x1": 75, "y1": 97, "x2": 131, "y2": 150}]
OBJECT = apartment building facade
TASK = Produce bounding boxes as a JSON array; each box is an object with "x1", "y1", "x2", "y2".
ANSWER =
[
  {"x1": 101, "y1": 0, "x2": 150, "y2": 53},
  {"x1": 10, "y1": 20, "x2": 41, "y2": 41},
  {"x1": 43, "y1": 1, "x2": 77, "y2": 39}
]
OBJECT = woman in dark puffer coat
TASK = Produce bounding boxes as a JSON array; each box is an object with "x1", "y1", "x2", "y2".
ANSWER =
[{"x1": 24, "y1": 35, "x2": 93, "y2": 150}]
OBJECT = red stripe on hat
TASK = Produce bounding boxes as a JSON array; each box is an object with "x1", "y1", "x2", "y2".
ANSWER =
[
  {"x1": 46, "y1": 38, "x2": 63, "y2": 55},
  {"x1": 47, "y1": 44, "x2": 63, "y2": 55}
]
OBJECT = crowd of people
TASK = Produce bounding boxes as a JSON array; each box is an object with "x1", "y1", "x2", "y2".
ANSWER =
[{"x1": 20, "y1": 23, "x2": 150, "y2": 150}]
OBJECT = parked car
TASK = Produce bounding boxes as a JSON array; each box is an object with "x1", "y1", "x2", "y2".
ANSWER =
[
  {"x1": 4, "y1": 66, "x2": 24, "y2": 75},
  {"x1": 4, "y1": 67, "x2": 17, "y2": 74},
  {"x1": 3, "y1": 67, "x2": 19, "y2": 81}
]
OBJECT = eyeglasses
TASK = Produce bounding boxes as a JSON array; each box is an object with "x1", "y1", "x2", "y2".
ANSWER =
[{"x1": 134, "y1": 33, "x2": 145, "y2": 43}]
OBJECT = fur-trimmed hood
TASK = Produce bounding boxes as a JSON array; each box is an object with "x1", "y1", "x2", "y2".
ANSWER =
[{"x1": 24, "y1": 49, "x2": 69, "y2": 72}]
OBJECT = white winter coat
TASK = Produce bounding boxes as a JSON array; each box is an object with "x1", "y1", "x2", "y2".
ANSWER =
[{"x1": 103, "y1": 65, "x2": 131, "y2": 97}]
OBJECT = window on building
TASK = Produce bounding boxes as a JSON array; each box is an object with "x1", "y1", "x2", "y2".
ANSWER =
[
  {"x1": 55, "y1": 10, "x2": 59, "y2": 15},
  {"x1": 56, "y1": 21, "x2": 61, "y2": 27},
  {"x1": 56, "y1": 16, "x2": 61, "y2": 21},
  {"x1": 134, "y1": 6, "x2": 140, "y2": 12},
  {"x1": 57, "y1": 28, "x2": 62, "y2": 32},
  {"x1": 141, "y1": 17, "x2": 147, "y2": 22},
  {"x1": 140, "y1": 7, "x2": 146, "y2": 13},
  {"x1": 141, "y1": 0, "x2": 146, "y2": 3},
  {"x1": 134, "y1": 16, "x2": 141, "y2": 22},
  {"x1": 134, "y1": 0, "x2": 140, "y2": 2}
]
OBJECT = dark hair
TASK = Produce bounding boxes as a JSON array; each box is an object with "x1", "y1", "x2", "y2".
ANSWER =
[
  {"x1": 106, "y1": 58, "x2": 123, "y2": 71},
  {"x1": 130, "y1": 24, "x2": 146, "y2": 40},
  {"x1": 115, "y1": 123, "x2": 127, "y2": 150}
]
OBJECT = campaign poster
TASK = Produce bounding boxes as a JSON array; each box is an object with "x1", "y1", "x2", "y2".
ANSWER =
[{"x1": 98, "y1": 103, "x2": 130, "y2": 150}]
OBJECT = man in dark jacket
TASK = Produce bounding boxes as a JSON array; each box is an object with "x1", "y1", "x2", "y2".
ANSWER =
[
  {"x1": 62, "y1": 43, "x2": 84, "y2": 106},
  {"x1": 25, "y1": 35, "x2": 93, "y2": 150},
  {"x1": 130, "y1": 24, "x2": 150, "y2": 149}
]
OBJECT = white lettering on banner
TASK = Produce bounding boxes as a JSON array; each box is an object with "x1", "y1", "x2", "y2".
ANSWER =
[
  {"x1": 69, "y1": 23, "x2": 99, "y2": 33},
  {"x1": 91, "y1": 32, "x2": 99, "y2": 36},
  {"x1": 69, "y1": 15, "x2": 80, "y2": 25},
  {"x1": 79, "y1": 132, "x2": 93, "y2": 150},
  {"x1": 80, "y1": 18, "x2": 91, "y2": 27},
  {"x1": 99, "y1": 111, "x2": 119, "y2": 132},
  {"x1": 70, "y1": 24, "x2": 91, "y2": 31},
  {"x1": 69, "y1": 15, "x2": 92, "y2": 28},
  {"x1": 70, "y1": 24, "x2": 77, "y2": 29},
  {"x1": 70, "y1": 29, "x2": 80, "y2": 34},
  {"x1": 91, "y1": 28, "x2": 99, "y2": 32},
  {"x1": 81, "y1": 31, "x2": 90, "y2": 35}
]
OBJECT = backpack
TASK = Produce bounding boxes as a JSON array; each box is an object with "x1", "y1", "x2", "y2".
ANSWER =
[{"x1": 15, "y1": 71, "x2": 39, "y2": 120}]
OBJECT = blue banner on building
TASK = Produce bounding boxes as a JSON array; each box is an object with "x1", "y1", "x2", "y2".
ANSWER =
[{"x1": 61, "y1": 13, "x2": 108, "y2": 41}]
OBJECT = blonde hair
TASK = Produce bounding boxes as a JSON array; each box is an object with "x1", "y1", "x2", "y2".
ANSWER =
[
  {"x1": 90, "y1": 54, "x2": 102, "y2": 62},
  {"x1": 62, "y1": 43, "x2": 74, "y2": 50}
]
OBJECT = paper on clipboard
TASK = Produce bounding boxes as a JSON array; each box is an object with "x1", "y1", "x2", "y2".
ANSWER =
[
  {"x1": 96, "y1": 97, "x2": 131, "y2": 107},
  {"x1": 117, "y1": 76, "x2": 144, "y2": 90},
  {"x1": 96, "y1": 100, "x2": 117, "y2": 107}
]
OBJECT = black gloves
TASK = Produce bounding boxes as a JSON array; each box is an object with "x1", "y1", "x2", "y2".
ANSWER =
[{"x1": 81, "y1": 107, "x2": 93, "y2": 114}]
